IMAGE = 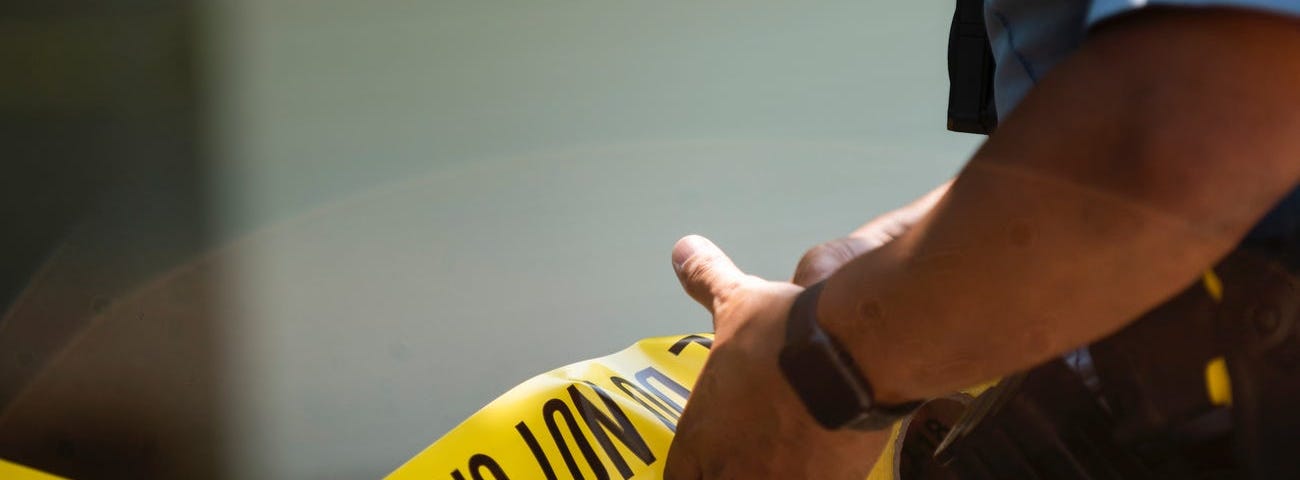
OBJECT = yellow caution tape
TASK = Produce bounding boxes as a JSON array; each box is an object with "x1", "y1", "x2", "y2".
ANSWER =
[
  {"x1": 0, "y1": 459, "x2": 65, "y2": 480},
  {"x1": 390, "y1": 268, "x2": 1248, "y2": 478},
  {"x1": 387, "y1": 334, "x2": 913, "y2": 479}
]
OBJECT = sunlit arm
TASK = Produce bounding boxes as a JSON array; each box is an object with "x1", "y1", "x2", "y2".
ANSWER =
[{"x1": 819, "y1": 8, "x2": 1300, "y2": 404}]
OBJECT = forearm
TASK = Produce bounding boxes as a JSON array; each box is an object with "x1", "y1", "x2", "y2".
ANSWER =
[
  {"x1": 819, "y1": 8, "x2": 1300, "y2": 404},
  {"x1": 821, "y1": 160, "x2": 1240, "y2": 404}
]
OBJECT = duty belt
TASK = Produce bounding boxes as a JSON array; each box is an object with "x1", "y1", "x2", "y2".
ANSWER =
[{"x1": 896, "y1": 246, "x2": 1300, "y2": 479}]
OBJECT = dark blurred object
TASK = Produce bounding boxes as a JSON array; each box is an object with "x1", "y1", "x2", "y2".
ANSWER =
[
  {"x1": 945, "y1": 0, "x2": 997, "y2": 135},
  {"x1": 1213, "y1": 248, "x2": 1300, "y2": 479},
  {"x1": 913, "y1": 248, "x2": 1300, "y2": 479},
  {"x1": 0, "y1": 2, "x2": 224, "y2": 478}
]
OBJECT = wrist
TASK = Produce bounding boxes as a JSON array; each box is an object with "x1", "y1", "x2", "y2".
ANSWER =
[
  {"x1": 816, "y1": 255, "x2": 927, "y2": 406},
  {"x1": 778, "y1": 278, "x2": 926, "y2": 431}
]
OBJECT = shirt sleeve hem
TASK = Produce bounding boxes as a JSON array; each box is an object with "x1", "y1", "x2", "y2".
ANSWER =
[{"x1": 1088, "y1": 0, "x2": 1300, "y2": 29}]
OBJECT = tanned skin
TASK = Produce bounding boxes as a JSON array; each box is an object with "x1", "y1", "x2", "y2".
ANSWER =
[{"x1": 663, "y1": 9, "x2": 1300, "y2": 479}]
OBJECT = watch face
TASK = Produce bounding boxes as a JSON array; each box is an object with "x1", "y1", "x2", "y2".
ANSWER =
[{"x1": 778, "y1": 338, "x2": 874, "y2": 429}]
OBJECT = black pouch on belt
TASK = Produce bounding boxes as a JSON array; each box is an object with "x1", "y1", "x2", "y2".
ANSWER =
[{"x1": 898, "y1": 247, "x2": 1300, "y2": 479}]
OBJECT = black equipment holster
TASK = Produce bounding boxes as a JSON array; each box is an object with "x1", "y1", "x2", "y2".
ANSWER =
[{"x1": 893, "y1": 250, "x2": 1300, "y2": 479}]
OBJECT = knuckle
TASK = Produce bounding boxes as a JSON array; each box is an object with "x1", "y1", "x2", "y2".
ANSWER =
[
  {"x1": 801, "y1": 242, "x2": 834, "y2": 263},
  {"x1": 796, "y1": 244, "x2": 829, "y2": 274},
  {"x1": 826, "y1": 237, "x2": 862, "y2": 261},
  {"x1": 681, "y1": 255, "x2": 715, "y2": 287},
  {"x1": 800, "y1": 241, "x2": 845, "y2": 270}
]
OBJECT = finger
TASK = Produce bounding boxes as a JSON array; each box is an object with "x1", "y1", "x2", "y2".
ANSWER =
[
  {"x1": 791, "y1": 236, "x2": 875, "y2": 287},
  {"x1": 793, "y1": 182, "x2": 953, "y2": 287},
  {"x1": 671, "y1": 235, "x2": 749, "y2": 313},
  {"x1": 848, "y1": 180, "x2": 951, "y2": 239}
]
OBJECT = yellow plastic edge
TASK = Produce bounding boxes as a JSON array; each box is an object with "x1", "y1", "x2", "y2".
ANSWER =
[
  {"x1": 1205, "y1": 356, "x2": 1232, "y2": 407},
  {"x1": 0, "y1": 459, "x2": 66, "y2": 480}
]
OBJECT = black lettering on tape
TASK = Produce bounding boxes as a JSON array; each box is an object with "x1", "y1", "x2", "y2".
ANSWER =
[
  {"x1": 570, "y1": 382, "x2": 657, "y2": 479},
  {"x1": 543, "y1": 398, "x2": 608, "y2": 480},
  {"x1": 634, "y1": 367, "x2": 691, "y2": 415},
  {"x1": 450, "y1": 454, "x2": 509, "y2": 480},
  {"x1": 610, "y1": 376, "x2": 679, "y2": 431},
  {"x1": 515, "y1": 422, "x2": 558, "y2": 480},
  {"x1": 668, "y1": 335, "x2": 712, "y2": 355},
  {"x1": 468, "y1": 454, "x2": 510, "y2": 480}
]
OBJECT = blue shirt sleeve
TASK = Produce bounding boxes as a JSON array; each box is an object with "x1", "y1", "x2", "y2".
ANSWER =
[{"x1": 1089, "y1": 0, "x2": 1300, "y2": 27}]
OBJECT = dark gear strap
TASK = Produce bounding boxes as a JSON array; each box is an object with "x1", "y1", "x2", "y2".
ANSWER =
[{"x1": 947, "y1": 0, "x2": 998, "y2": 135}]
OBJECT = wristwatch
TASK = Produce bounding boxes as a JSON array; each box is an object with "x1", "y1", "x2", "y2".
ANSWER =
[{"x1": 777, "y1": 281, "x2": 923, "y2": 430}]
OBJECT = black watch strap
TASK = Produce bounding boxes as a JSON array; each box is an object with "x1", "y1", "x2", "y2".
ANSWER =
[{"x1": 779, "y1": 281, "x2": 923, "y2": 430}]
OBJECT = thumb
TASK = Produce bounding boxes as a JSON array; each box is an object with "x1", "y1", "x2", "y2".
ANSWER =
[{"x1": 671, "y1": 235, "x2": 750, "y2": 314}]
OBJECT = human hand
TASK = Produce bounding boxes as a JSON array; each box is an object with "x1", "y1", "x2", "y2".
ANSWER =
[
  {"x1": 792, "y1": 182, "x2": 949, "y2": 286},
  {"x1": 663, "y1": 235, "x2": 888, "y2": 479}
]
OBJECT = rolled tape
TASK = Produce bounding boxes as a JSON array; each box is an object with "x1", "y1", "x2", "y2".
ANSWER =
[{"x1": 387, "y1": 334, "x2": 926, "y2": 480}]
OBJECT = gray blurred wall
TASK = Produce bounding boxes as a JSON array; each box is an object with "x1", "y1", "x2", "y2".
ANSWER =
[
  {"x1": 205, "y1": 1, "x2": 980, "y2": 478},
  {"x1": 3, "y1": 1, "x2": 982, "y2": 478}
]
